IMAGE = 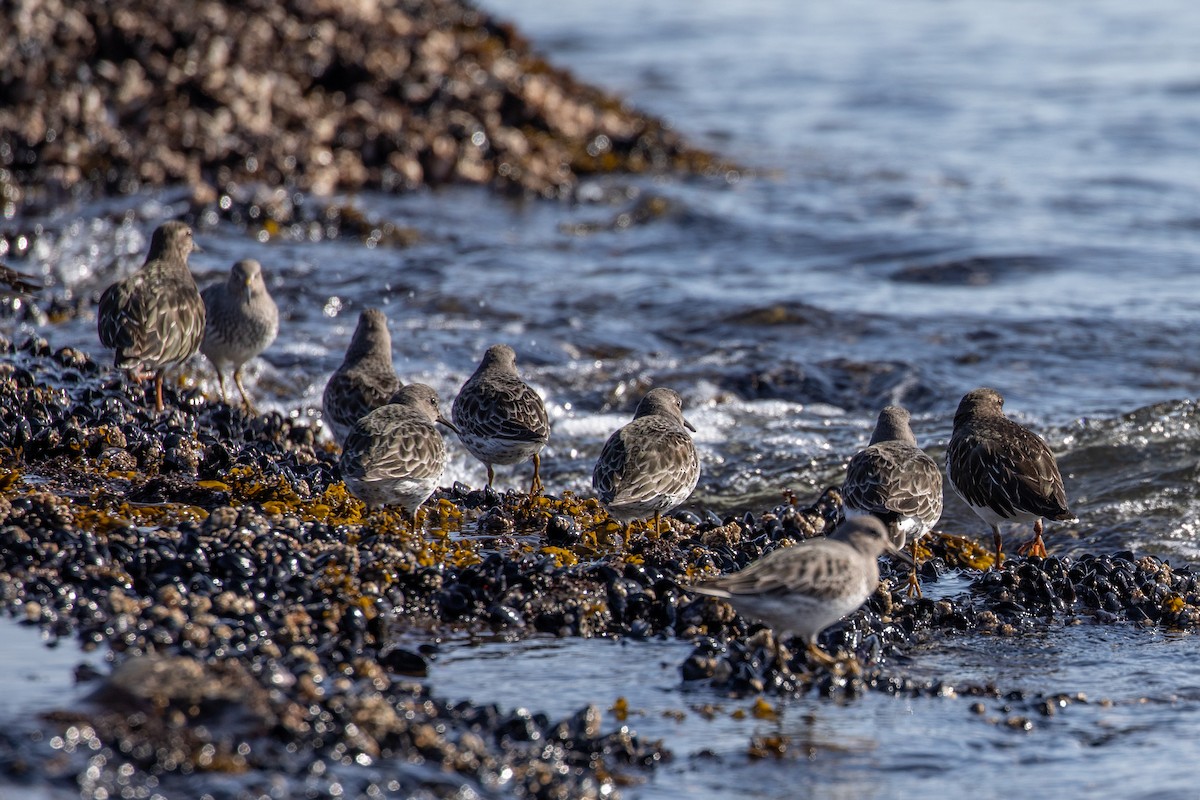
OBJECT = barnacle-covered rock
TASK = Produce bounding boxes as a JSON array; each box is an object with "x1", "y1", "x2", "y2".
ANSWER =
[{"x1": 0, "y1": 0, "x2": 727, "y2": 212}]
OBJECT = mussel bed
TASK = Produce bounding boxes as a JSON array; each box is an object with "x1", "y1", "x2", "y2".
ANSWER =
[{"x1": 1, "y1": 334, "x2": 1197, "y2": 797}]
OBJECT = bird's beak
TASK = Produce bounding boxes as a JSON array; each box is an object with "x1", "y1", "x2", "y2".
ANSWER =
[
  {"x1": 438, "y1": 414, "x2": 460, "y2": 435},
  {"x1": 683, "y1": 417, "x2": 696, "y2": 432}
]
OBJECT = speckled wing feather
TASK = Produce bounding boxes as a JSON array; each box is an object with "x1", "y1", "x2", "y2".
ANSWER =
[
  {"x1": 947, "y1": 420, "x2": 1070, "y2": 521},
  {"x1": 843, "y1": 441, "x2": 943, "y2": 529},
  {"x1": 593, "y1": 416, "x2": 699, "y2": 507},
  {"x1": 454, "y1": 375, "x2": 550, "y2": 445},
  {"x1": 692, "y1": 540, "x2": 872, "y2": 604},
  {"x1": 591, "y1": 427, "x2": 630, "y2": 502},
  {"x1": 323, "y1": 363, "x2": 401, "y2": 434},
  {"x1": 98, "y1": 267, "x2": 205, "y2": 370},
  {"x1": 340, "y1": 406, "x2": 445, "y2": 484}
]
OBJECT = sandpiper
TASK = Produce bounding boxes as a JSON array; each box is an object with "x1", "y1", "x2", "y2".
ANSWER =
[
  {"x1": 945, "y1": 387, "x2": 1073, "y2": 566},
  {"x1": 322, "y1": 308, "x2": 401, "y2": 446},
  {"x1": 687, "y1": 516, "x2": 899, "y2": 669},
  {"x1": 842, "y1": 405, "x2": 943, "y2": 596},
  {"x1": 452, "y1": 344, "x2": 550, "y2": 496},
  {"x1": 592, "y1": 387, "x2": 700, "y2": 535},
  {"x1": 200, "y1": 259, "x2": 279, "y2": 412},
  {"x1": 339, "y1": 384, "x2": 459, "y2": 526},
  {"x1": 97, "y1": 221, "x2": 206, "y2": 412}
]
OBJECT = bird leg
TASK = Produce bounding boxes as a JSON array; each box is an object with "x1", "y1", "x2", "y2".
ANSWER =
[
  {"x1": 124, "y1": 367, "x2": 154, "y2": 384},
  {"x1": 214, "y1": 369, "x2": 230, "y2": 405},
  {"x1": 804, "y1": 636, "x2": 868, "y2": 676},
  {"x1": 992, "y1": 526, "x2": 1005, "y2": 569},
  {"x1": 906, "y1": 538, "x2": 923, "y2": 598},
  {"x1": 153, "y1": 370, "x2": 166, "y2": 413},
  {"x1": 1016, "y1": 518, "x2": 1048, "y2": 558},
  {"x1": 233, "y1": 367, "x2": 258, "y2": 415},
  {"x1": 486, "y1": 464, "x2": 495, "y2": 488},
  {"x1": 805, "y1": 641, "x2": 840, "y2": 669},
  {"x1": 528, "y1": 453, "x2": 544, "y2": 498}
]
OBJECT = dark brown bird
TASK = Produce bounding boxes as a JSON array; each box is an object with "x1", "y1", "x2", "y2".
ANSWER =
[
  {"x1": 97, "y1": 221, "x2": 205, "y2": 412},
  {"x1": 945, "y1": 387, "x2": 1073, "y2": 566},
  {"x1": 452, "y1": 344, "x2": 550, "y2": 496}
]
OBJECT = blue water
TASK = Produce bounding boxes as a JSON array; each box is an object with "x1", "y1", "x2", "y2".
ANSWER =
[
  {"x1": 428, "y1": 624, "x2": 1200, "y2": 800},
  {"x1": 4, "y1": 0, "x2": 1200, "y2": 796}
]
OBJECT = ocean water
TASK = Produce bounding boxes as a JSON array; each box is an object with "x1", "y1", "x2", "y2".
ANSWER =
[{"x1": 4, "y1": 0, "x2": 1200, "y2": 797}]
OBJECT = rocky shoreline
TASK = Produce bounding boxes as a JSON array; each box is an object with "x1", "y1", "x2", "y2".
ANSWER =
[
  {"x1": 2, "y1": 334, "x2": 1200, "y2": 795},
  {"x1": 0, "y1": 0, "x2": 725, "y2": 213}
]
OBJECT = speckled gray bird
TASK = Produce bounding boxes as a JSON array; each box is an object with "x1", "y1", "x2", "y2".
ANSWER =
[
  {"x1": 842, "y1": 405, "x2": 943, "y2": 596},
  {"x1": 339, "y1": 384, "x2": 459, "y2": 525},
  {"x1": 592, "y1": 387, "x2": 700, "y2": 535},
  {"x1": 687, "y1": 516, "x2": 898, "y2": 668},
  {"x1": 946, "y1": 387, "x2": 1074, "y2": 567},
  {"x1": 200, "y1": 259, "x2": 279, "y2": 412},
  {"x1": 322, "y1": 308, "x2": 401, "y2": 446},
  {"x1": 452, "y1": 344, "x2": 550, "y2": 495},
  {"x1": 97, "y1": 221, "x2": 206, "y2": 412}
]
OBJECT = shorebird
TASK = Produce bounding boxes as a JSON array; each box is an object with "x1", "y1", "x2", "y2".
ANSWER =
[
  {"x1": 688, "y1": 516, "x2": 900, "y2": 669},
  {"x1": 592, "y1": 387, "x2": 700, "y2": 536},
  {"x1": 945, "y1": 387, "x2": 1073, "y2": 566},
  {"x1": 339, "y1": 384, "x2": 459, "y2": 528},
  {"x1": 452, "y1": 344, "x2": 550, "y2": 496},
  {"x1": 200, "y1": 259, "x2": 279, "y2": 412},
  {"x1": 842, "y1": 405, "x2": 943, "y2": 596},
  {"x1": 322, "y1": 308, "x2": 401, "y2": 446},
  {"x1": 97, "y1": 221, "x2": 206, "y2": 412}
]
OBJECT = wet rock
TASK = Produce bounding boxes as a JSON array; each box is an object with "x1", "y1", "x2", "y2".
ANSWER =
[
  {"x1": 93, "y1": 654, "x2": 266, "y2": 713},
  {"x1": 379, "y1": 647, "x2": 428, "y2": 677},
  {"x1": 546, "y1": 513, "x2": 581, "y2": 546},
  {"x1": 891, "y1": 254, "x2": 1054, "y2": 287},
  {"x1": 0, "y1": 0, "x2": 724, "y2": 211}
]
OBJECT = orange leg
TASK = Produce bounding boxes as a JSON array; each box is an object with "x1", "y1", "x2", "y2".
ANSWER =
[
  {"x1": 1016, "y1": 518, "x2": 1048, "y2": 558},
  {"x1": 906, "y1": 538, "x2": 923, "y2": 598},
  {"x1": 529, "y1": 453, "x2": 544, "y2": 498},
  {"x1": 806, "y1": 641, "x2": 839, "y2": 668},
  {"x1": 234, "y1": 367, "x2": 257, "y2": 414},
  {"x1": 154, "y1": 370, "x2": 166, "y2": 412}
]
